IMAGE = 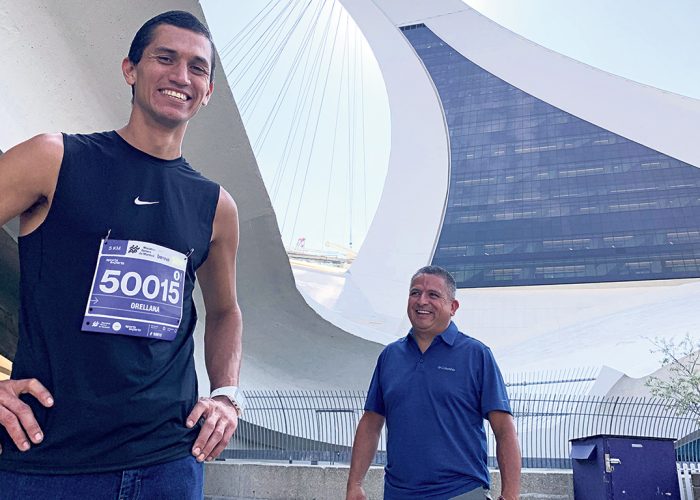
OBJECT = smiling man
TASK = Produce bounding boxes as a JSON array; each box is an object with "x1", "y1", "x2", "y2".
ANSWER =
[
  {"x1": 347, "y1": 266, "x2": 521, "y2": 500},
  {"x1": 0, "y1": 11, "x2": 242, "y2": 499}
]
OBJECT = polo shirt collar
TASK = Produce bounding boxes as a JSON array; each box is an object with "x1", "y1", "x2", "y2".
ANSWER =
[
  {"x1": 407, "y1": 321, "x2": 459, "y2": 347},
  {"x1": 439, "y1": 321, "x2": 459, "y2": 346}
]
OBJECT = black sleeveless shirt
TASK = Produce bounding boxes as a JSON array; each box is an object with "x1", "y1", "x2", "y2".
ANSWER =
[{"x1": 0, "y1": 131, "x2": 220, "y2": 473}]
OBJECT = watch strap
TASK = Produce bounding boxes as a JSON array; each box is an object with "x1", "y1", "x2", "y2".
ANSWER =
[{"x1": 210, "y1": 386, "x2": 245, "y2": 417}]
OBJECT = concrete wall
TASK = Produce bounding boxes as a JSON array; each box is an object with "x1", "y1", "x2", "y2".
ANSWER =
[{"x1": 204, "y1": 462, "x2": 574, "y2": 500}]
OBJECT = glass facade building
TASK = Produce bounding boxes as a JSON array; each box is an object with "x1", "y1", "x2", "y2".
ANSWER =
[{"x1": 401, "y1": 24, "x2": 700, "y2": 288}]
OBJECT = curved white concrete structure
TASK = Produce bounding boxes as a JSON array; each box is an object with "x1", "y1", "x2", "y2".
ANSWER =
[
  {"x1": 306, "y1": 0, "x2": 700, "y2": 377},
  {"x1": 0, "y1": 0, "x2": 382, "y2": 390},
  {"x1": 331, "y1": 0, "x2": 451, "y2": 338}
]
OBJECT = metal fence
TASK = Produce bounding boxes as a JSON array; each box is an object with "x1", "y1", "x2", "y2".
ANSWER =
[
  {"x1": 502, "y1": 394, "x2": 695, "y2": 468},
  {"x1": 503, "y1": 366, "x2": 599, "y2": 395},
  {"x1": 222, "y1": 390, "x2": 698, "y2": 469},
  {"x1": 225, "y1": 391, "x2": 368, "y2": 464},
  {"x1": 678, "y1": 462, "x2": 700, "y2": 500}
]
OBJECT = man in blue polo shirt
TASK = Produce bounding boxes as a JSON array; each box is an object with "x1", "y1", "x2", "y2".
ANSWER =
[{"x1": 346, "y1": 266, "x2": 521, "y2": 500}]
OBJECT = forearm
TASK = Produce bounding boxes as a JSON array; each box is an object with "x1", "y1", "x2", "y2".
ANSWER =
[
  {"x1": 204, "y1": 306, "x2": 243, "y2": 388},
  {"x1": 347, "y1": 416, "x2": 382, "y2": 489},
  {"x1": 496, "y1": 431, "x2": 521, "y2": 500}
]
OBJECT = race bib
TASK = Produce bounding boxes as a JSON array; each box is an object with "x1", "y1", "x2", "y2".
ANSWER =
[{"x1": 82, "y1": 239, "x2": 188, "y2": 341}]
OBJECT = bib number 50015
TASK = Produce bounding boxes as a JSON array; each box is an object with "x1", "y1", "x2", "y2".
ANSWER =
[
  {"x1": 83, "y1": 238, "x2": 187, "y2": 341},
  {"x1": 98, "y1": 269, "x2": 181, "y2": 304}
]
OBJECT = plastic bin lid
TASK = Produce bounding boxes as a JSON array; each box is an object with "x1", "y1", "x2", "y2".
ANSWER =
[{"x1": 570, "y1": 443, "x2": 596, "y2": 460}]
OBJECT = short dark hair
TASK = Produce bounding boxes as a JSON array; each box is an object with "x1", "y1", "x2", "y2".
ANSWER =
[
  {"x1": 410, "y1": 266, "x2": 457, "y2": 300},
  {"x1": 128, "y1": 10, "x2": 216, "y2": 82}
]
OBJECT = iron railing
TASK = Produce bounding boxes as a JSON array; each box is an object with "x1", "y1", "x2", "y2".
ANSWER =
[
  {"x1": 503, "y1": 366, "x2": 599, "y2": 395},
  {"x1": 226, "y1": 390, "x2": 368, "y2": 464},
  {"x1": 223, "y1": 390, "x2": 698, "y2": 469},
  {"x1": 499, "y1": 394, "x2": 695, "y2": 468}
]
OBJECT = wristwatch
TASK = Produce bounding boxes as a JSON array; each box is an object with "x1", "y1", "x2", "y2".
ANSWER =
[{"x1": 210, "y1": 386, "x2": 246, "y2": 417}]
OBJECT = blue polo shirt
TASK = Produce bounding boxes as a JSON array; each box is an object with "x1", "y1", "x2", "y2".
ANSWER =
[{"x1": 365, "y1": 322, "x2": 511, "y2": 499}]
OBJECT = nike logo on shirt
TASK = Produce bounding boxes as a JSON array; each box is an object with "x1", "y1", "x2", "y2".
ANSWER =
[{"x1": 134, "y1": 197, "x2": 160, "y2": 206}]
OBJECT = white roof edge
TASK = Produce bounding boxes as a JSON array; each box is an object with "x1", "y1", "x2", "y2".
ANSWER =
[{"x1": 378, "y1": 0, "x2": 700, "y2": 167}]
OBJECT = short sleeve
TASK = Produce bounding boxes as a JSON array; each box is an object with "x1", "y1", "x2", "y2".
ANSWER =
[
  {"x1": 480, "y1": 347, "x2": 512, "y2": 418},
  {"x1": 364, "y1": 350, "x2": 386, "y2": 416}
]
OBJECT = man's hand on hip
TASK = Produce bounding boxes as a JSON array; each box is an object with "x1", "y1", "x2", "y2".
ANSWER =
[
  {"x1": 0, "y1": 378, "x2": 54, "y2": 454},
  {"x1": 186, "y1": 396, "x2": 238, "y2": 462}
]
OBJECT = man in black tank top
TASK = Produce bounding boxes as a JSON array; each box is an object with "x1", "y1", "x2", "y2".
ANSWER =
[{"x1": 0, "y1": 11, "x2": 243, "y2": 499}]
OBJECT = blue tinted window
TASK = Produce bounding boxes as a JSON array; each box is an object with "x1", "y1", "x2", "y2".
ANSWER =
[{"x1": 401, "y1": 25, "x2": 700, "y2": 287}]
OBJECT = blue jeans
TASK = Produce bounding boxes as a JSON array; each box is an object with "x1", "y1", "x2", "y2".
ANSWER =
[{"x1": 0, "y1": 455, "x2": 203, "y2": 500}]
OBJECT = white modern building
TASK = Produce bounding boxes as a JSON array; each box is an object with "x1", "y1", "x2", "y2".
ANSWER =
[
  {"x1": 1, "y1": 0, "x2": 700, "y2": 394},
  {"x1": 295, "y1": 0, "x2": 700, "y2": 379}
]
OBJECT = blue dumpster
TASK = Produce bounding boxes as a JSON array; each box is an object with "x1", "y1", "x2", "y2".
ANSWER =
[{"x1": 570, "y1": 435, "x2": 680, "y2": 499}]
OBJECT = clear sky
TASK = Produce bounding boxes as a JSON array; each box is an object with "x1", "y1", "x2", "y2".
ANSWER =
[
  {"x1": 202, "y1": 0, "x2": 390, "y2": 252},
  {"x1": 201, "y1": 0, "x2": 700, "y2": 252},
  {"x1": 464, "y1": 0, "x2": 700, "y2": 100}
]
